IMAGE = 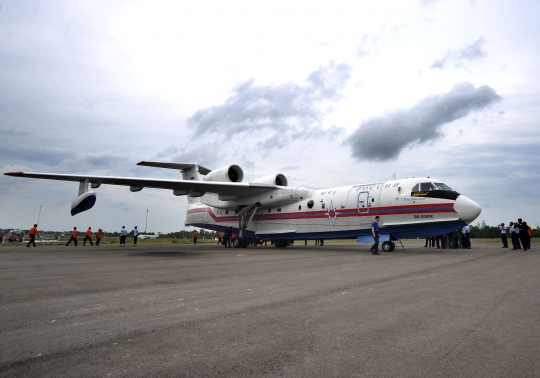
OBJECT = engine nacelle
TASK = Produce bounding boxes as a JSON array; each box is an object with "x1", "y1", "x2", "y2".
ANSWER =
[
  {"x1": 71, "y1": 191, "x2": 97, "y2": 216},
  {"x1": 251, "y1": 174, "x2": 288, "y2": 187},
  {"x1": 203, "y1": 164, "x2": 244, "y2": 183}
]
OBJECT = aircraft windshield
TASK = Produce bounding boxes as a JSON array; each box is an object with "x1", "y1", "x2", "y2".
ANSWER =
[
  {"x1": 411, "y1": 182, "x2": 459, "y2": 200},
  {"x1": 434, "y1": 182, "x2": 454, "y2": 191}
]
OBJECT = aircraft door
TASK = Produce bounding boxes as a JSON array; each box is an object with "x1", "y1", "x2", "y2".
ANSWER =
[
  {"x1": 347, "y1": 188, "x2": 372, "y2": 228},
  {"x1": 202, "y1": 207, "x2": 210, "y2": 223}
]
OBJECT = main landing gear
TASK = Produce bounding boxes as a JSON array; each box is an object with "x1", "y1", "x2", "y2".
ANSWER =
[{"x1": 233, "y1": 203, "x2": 260, "y2": 248}]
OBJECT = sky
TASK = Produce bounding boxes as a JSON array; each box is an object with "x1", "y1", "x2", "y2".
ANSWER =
[{"x1": 1, "y1": 0, "x2": 539, "y2": 233}]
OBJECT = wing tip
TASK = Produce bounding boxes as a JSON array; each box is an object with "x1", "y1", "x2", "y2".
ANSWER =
[
  {"x1": 136, "y1": 161, "x2": 145, "y2": 166},
  {"x1": 4, "y1": 172, "x2": 23, "y2": 176}
]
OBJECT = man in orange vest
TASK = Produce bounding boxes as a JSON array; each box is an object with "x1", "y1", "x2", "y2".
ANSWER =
[
  {"x1": 83, "y1": 227, "x2": 94, "y2": 246},
  {"x1": 218, "y1": 232, "x2": 223, "y2": 245},
  {"x1": 66, "y1": 227, "x2": 78, "y2": 246},
  {"x1": 27, "y1": 224, "x2": 39, "y2": 247},
  {"x1": 96, "y1": 229, "x2": 103, "y2": 246},
  {"x1": 193, "y1": 230, "x2": 199, "y2": 245}
]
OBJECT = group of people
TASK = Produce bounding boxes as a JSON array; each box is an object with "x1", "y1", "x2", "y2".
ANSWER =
[
  {"x1": 498, "y1": 218, "x2": 533, "y2": 251},
  {"x1": 64, "y1": 227, "x2": 104, "y2": 246},
  {"x1": 63, "y1": 226, "x2": 139, "y2": 247}
]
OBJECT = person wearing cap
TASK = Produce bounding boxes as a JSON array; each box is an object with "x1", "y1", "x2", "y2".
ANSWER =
[
  {"x1": 120, "y1": 226, "x2": 127, "y2": 247},
  {"x1": 27, "y1": 224, "x2": 39, "y2": 247},
  {"x1": 96, "y1": 229, "x2": 103, "y2": 246},
  {"x1": 133, "y1": 226, "x2": 139, "y2": 246}
]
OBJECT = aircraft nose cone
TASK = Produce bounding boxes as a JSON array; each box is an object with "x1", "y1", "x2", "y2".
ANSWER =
[{"x1": 454, "y1": 195, "x2": 482, "y2": 224}]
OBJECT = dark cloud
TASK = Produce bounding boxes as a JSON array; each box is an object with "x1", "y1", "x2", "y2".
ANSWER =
[
  {"x1": 430, "y1": 37, "x2": 486, "y2": 69},
  {"x1": 345, "y1": 82, "x2": 501, "y2": 162},
  {"x1": 187, "y1": 62, "x2": 351, "y2": 139}
]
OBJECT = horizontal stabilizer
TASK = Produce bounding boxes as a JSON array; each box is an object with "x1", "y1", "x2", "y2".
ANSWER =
[{"x1": 137, "y1": 161, "x2": 211, "y2": 175}]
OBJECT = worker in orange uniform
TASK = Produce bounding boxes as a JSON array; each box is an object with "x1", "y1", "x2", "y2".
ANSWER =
[
  {"x1": 27, "y1": 224, "x2": 39, "y2": 247},
  {"x1": 218, "y1": 232, "x2": 223, "y2": 245},
  {"x1": 193, "y1": 230, "x2": 199, "y2": 245},
  {"x1": 66, "y1": 227, "x2": 78, "y2": 246},
  {"x1": 96, "y1": 229, "x2": 103, "y2": 246},
  {"x1": 83, "y1": 227, "x2": 94, "y2": 246}
]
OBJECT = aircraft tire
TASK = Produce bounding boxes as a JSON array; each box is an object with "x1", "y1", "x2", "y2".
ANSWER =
[
  {"x1": 389, "y1": 242, "x2": 396, "y2": 252},
  {"x1": 382, "y1": 241, "x2": 391, "y2": 252},
  {"x1": 233, "y1": 237, "x2": 243, "y2": 248}
]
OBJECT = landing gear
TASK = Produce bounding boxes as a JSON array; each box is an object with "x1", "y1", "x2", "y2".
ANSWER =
[
  {"x1": 233, "y1": 237, "x2": 249, "y2": 248},
  {"x1": 274, "y1": 240, "x2": 288, "y2": 248},
  {"x1": 382, "y1": 241, "x2": 395, "y2": 252},
  {"x1": 232, "y1": 203, "x2": 261, "y2": 248}
]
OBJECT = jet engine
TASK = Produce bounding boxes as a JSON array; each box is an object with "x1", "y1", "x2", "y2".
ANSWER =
[
  {"x1": 251, "y1": 174, "x2": 288, "y2": 186},
  {"x1": 203, "y1": 164, "x2": 244, "y2": 183},
  {"x1": 71, "y1": 191, "x2": 97, "y2": 216}
]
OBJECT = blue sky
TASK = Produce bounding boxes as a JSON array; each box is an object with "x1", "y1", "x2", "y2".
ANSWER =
[{"x1": 1, "y1": 0, "x2": 539, "y2": 233}]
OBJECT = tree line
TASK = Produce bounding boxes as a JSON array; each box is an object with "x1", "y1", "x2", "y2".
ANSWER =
[{"x1": 469, "y1": 221, "x2": 540, "y2": 238}]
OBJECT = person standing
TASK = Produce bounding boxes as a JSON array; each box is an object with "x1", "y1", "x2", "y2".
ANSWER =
[
  {"x1": 66, "y1": 227, "x2": 78, "y2": 246},
  {"x1": 527, "y1": 223, "x2": 532, "y2": 249},
  {"x1": 510, "y1": 222, "x2": 521, "y2": 250},
  {"x1": 120, "y1": 226, "x2": 127, "y2": 247},
  {"x1": 369, "y1": 216, "x2": 381, "y2": 255},
  {"x1": 133, "y1": 226, "x2": 139, "y2": 246},
  {"x1": 217, "y1": 232, "x2": 223, "y2": 245},
  {"x1": 193, "y1": 230, "x2": 199, "y2": 245},
  {"x1": 27, "y1": 224, "x2": 39, "y2": 247},
  {"x1": 83, "y1": 227, "x2": 94, "y2": 246},
  {"x1": 498, "y1": 223, "x2": 508, "y2": 248},
  {"x1": 447, "y1": 231, "x2": 455, "y2": 249},
  {"x1": 96, "y1": 229, "x2": 103, "y2": 246},
  {"x1": 462, "y1": 224, "x2": 471, "y2": 249},
  {"x1": 517, "y1": 219, "x2": 528, "y2": 251}
]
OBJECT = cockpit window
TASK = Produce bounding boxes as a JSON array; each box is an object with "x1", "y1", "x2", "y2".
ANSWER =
[
  {"x1": 411, "y1": 182, "x2": 460, "y2": 200},
  {"x1": 434, "y1": 182, "x2": 454, "y2": 191},
  {"x1": 420, "y1": 182, "x2": 437, "y2": 191}
]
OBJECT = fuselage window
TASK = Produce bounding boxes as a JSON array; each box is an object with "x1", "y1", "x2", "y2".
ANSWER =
[
  {"x1": 322, "y1": 203, "x2": 325, "y2": 209},
  {"x1": 307, "y1": 200, "x2": 314, "y2": 209},
  {"x1": 298, "y1": 206, "x2": 301, "y2": 210},
  {"x1": 277, "y1": 208, "x2": 281, "y2": 212}
]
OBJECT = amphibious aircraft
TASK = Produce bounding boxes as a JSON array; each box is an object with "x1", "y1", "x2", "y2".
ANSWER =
[{"x1": 4, "y1": 162, "x2": 481, "y2": 250}]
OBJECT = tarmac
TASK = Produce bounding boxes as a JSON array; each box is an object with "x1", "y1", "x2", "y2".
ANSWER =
[{"x1": 1, "y1": 240, "x2": 539, "y2": 377}]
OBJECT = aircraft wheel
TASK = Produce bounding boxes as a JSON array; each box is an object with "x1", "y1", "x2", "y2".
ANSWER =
[
  {"x1": 275, "y1": 240, "x2": 287, "y2": 248},
  {"x1": 389, "y1": 242, "x2": 395, "y2": 252},
  {"x1": 233, "y1": 237, "x2": 243, "y2": 248},
  {"x1": 382, "y1": 241, "x2": 391, "y2": 252},
  {"x1": 241, "y1": 238, "x2": 249, "y2": 248}
]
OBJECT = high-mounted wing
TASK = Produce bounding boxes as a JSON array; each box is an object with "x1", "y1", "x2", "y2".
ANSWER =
[{"x1": 3, "y1": 172, "x2": 275, "y2": 197}]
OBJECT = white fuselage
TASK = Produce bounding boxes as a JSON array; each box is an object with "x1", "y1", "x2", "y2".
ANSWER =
[{"x1": 186, "y1": 178, "x2": 481, "y2": 240}]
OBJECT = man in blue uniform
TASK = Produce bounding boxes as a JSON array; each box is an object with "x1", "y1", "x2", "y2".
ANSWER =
[{"x1": 370, "y1": 216, "x2": 381, "y2": 255}]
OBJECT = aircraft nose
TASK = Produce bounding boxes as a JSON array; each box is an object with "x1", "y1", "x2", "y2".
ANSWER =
[{"x1": 454, "y1": 195, "x2": 482, "y2": 224}]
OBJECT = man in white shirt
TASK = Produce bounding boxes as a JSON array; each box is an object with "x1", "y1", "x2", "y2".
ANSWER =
[
  {"x1": 462, "y1": 225, "x2": 471, "y2": 249},
  {"x1": 120, "y1": 226, "x2": 127, "y2": 247},
  {"x1": 133, "y1": 226, "x2": 139, "y2": 246},
  {"x1": 498, "y1": 223, "x2": 508, "y2": 248}
]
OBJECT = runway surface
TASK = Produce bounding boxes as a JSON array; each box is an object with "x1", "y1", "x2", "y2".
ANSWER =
[{"x1": 1, "y1": 241, "x2": 539, "y2": 377}]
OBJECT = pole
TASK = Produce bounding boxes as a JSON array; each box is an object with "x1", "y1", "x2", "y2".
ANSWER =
[
  {"x1": 37, "y1": 205, "x2": 43, "y2": 225},
  {"x1": 145, "y1": 208, "x2": 148, "y2": 234}
]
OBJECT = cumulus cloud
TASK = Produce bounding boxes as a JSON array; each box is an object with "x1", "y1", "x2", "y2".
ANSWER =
[
  {"x1": 188, "y1": 62, "x2": 350, "y2": 138},
  {"x1": 156, "y1": 62, "x2": 351, "y2": 165},
  {"x1": 431, "y1": 37, "x2": 487, "y2": 69},
  {"x1": 345, "y1": 82, "x2": 501, "y2": 161}
]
